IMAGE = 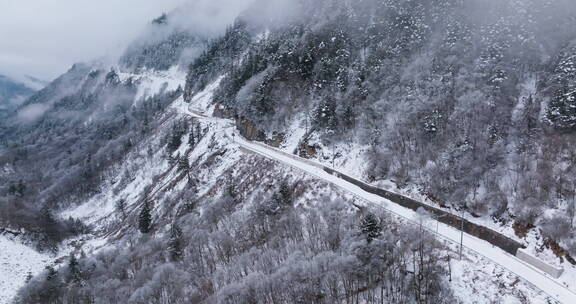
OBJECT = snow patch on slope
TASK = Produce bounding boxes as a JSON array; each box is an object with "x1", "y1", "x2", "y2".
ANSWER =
[
  {"x1": 188, "y1": 75, "x2": 225, "y2": 116},
  {"x1": 118, "y1": 66, "x2": 186, "y2": 103},
  {"x1": 64, "y1": 65, "x2": 188, "y2": 226},
  {"x1": 0, "y1": 235, "x2": 50, "y2": 304}
]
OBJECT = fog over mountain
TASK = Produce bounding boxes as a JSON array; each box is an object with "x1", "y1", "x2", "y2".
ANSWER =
[
  {"x1": 0, "y1": 0, "x2": 188, "y2": 81},
  {"x1": 2, "y1": 1, "x2": 576, "y2": 303},
  {"x1": 0, "y1": 75, "x2": 38, "y2": 119}
]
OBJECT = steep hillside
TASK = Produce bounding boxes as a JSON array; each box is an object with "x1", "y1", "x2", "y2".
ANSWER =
[
  {"x1": 2, "y1": 0, "x2": 576, "y2": 303},
  {"x1": 183, "y1": 0, "x2": 576, "y2": 263},
  {"x1": 14, "y1": 84, "x2": 559, "y2": 303}
]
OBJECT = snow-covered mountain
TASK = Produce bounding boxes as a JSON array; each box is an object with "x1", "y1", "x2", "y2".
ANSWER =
[{"x1": 2, "y1": 0, "x2": 576, "y2": 303}]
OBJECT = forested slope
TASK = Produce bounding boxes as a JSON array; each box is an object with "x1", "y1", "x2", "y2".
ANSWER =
[
  {"x1": 183, "y1": 0, "x2": 576, "y2": 258},
  {"x1": 2, "y1": 0, "x2": 576, "y2": 303}
]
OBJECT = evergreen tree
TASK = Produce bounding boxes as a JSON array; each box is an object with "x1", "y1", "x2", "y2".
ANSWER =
[
  {"x1": 226, "y1": 183, "x2": 240, "y2": 205},
  {"x1": 547, "y1": 82, "x2": 576, "y2": 130},
  {"x1": 167, "y1": 122, "x2": 186, "y2": 153},
  {"x1": 188, "y1": 127, "x2": 196, "y2": 146},
  {"x1": 25, "y1": 272, "x2": 33, "y2": 283},
  {"x1": 152, "y1": 13, "x2": 168, "y2": 25},
  {"x1": 7, "y1": 179, "x2": 25, "y2": 197},
  {"x1": 7, "y1": 182, "x2": 17, "y2": 196},
  {"x1": 547, "y1": 49, "x2": 576, "y2": 131},
  {"x1": 360, "y1": 213, "x2": 382, "y2": 243},
  {"x1": 273, "y1": 181, "x2": 293, "y2": 208},
  {"x1": 68, "y1": 255, "x2": 82, "y2": 285},
  {"x1": 39, "y1": 206, "x2": 62, "y2": 251},
  {"x1": 168, "y1": 222, "x2": 184, "y2": 261},
  {"x1": 115, "y1": 198, "x2": 127, "y2": 220},
  {"x1": 341, "y1": 105, "x2": 356, "y2": 129},
  {"x1": 45, "y1": 265, "x2": 58, "y2": 281},
  {"x1": 195, "y1": 124, "x2": 202, "y2": 141},
  {"x1": 43, "y1": 265, "x2": 62, "y2": 302},
  {"x1": 183, "y1": 200, "x2": 196, "y2": 214},
  {"x1": 264, "y1": 181, "x2": 294, "y2": 216},
  {"x1": 522, "y1": 95, "x2": 539, "y2": 132},
  {"x1": 139, "y1": 199, "x2": 153, "y2": 234},
  {"x1": 178, "y1": 155, "x2": 190, "y2": 171},
  {"x1": 17, "y1": 179, "x2": 25, "y2": 196},
  {"x1": 315, "y1": 96, "x2": 338, "y2": 131},
  {"x1": 167, "y1": 131, "x2": 183, "y2": 153}
]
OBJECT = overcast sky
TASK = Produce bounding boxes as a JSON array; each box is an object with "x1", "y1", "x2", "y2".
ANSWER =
[{"x1": 0, "y1": 0, "x2": 187, "y2": 82}]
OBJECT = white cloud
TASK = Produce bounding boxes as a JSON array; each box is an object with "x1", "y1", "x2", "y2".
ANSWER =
[
  {"x1": 17, "y1": 103, "x2": 50, "y2": 122},
  {"x1": 0, "y1": 0, "x2": 188, "y2": 81}
]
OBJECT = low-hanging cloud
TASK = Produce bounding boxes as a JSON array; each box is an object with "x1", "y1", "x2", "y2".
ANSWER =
[
  {"x1": 127, "y1": 0, "x2": 255, "y2": 52},
  {"x1": 0, "y1": 0, "x2": 307, "y2": 82},
  {"x1": 17, "y1": 103, "x2": 50, "y2": 122},
  {"x1": 170, "y1": 0, "x2": 256, "y2": 36},
  {"x1": 0, "y1": 0, "x2": 188, "y2": 81}
]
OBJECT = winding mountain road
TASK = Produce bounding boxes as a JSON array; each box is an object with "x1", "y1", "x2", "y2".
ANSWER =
[{"x1": 177, "y1": 99, "x2": 576, "y2": 304}]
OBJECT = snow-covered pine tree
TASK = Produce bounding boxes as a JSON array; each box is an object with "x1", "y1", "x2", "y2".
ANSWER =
[
  {"x1": 188, "y1": 126, "x2": 196, "y2": 146},
  {"x1": 67, "y1": 255, "x2": 82, "y2": 285},
  {"x1": 178, "y1": 155, "x2": 190, "y2": 172},
  {"x1": 168, "y1": 222, "x2": 183, "y2": 261},
  {"x1": 167, "y1": 122, "x2": 187, "y2": 154},
  {"x1": 138, "y1": 199, "x2": 153, "y2": 234},
  {"x1": 547, "y1": 47, "x2": 576, "y2": 131},
  {"x1": 360, "y1": 213, "x2": 382, "y2": 243},
  {"x1": 314, "y1": 96, "x2": 338, "y2": 131},
  {"x1": 548, "y1": 81, "x2": 576, "y2": 130},
  {"x1": 115, "y1": 198, "x2": 127, "y2": 220},
  {"x1": 273, "y1": 181, "x2": 293, "y2": 208}
]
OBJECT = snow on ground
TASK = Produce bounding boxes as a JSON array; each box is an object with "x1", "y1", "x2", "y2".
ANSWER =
[
  {"x1": 9, "y1": 67, "x2": 569, "y2": 303},
  {"x1": 278, "y1": 106, "x2": 576, "y2": 294},
  {"x1": 62, "y1": 144, "x2": 172, "y2": 228},
  {"x1": 511, "y1": 76, "x2": 537, "y2": 122},
  {"x1": 118, "y1": 66, "x2": 187, "y2": 103},
  {"x1": 1, "y1": 68, "x2": 218, "y2": 304},
  {"x1": 62, "y1": 108, "x2": 175, "y2": 227},
  {"x1": 178, "y1": 89, "x2": 576, "y2": 303},
  {"x1": 276, "y1": 114, "x2": 371, "y2": 176},
  {"x1": 187, "y1": 75, "x2": 225, "y2": 116},
  {"x1": 231, "y1": 132, "x2": 576, "y2": 303},
  {"x1": 64, "y1": 66, "x2": 189, "y2": 226},
  {"x1": 65, "y1": 73, "x2": 232, "y2": 234},
  {"x1": 450, "y1": 246, "x2": 555, "y2": 304},
  {"x1": 0, "y1": 235, "x2": 50, "y2": 304},
  {"x1": 174, "y1": 71, "x2": 576, "y2": 302},
  {"x1": 0, "y1": 232, "x2": 110, "y2": 304},
  {"x1": 278, "y1": 114, "x2": 308, "y2": 153}
]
